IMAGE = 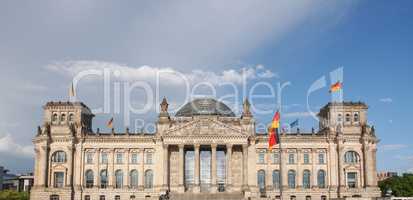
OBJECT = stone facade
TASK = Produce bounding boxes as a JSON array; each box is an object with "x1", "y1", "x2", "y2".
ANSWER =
[{"x1": 31, "y1": 99, "x2": 381, "y2": 200}]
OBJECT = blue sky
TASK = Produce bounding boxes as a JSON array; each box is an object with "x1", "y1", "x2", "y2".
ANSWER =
[{"x1": 0, "y1": 0, "x2": 412, "y2": 174}]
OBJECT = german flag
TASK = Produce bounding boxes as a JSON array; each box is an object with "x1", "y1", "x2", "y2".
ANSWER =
[
  {"x1": 268, "y1": 111, "x2": 280, "y2": 150},
  {"x1": 107, "y1": 117, "x2": 114, "y2": 129},
  {"x1": 329, "y1": 81, "x2": 342, "y2": 93}
]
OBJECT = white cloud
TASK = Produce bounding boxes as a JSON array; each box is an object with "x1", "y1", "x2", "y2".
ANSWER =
[
  {"x1": 380, "y1": 144, "x2": 408, "y2": 152},
  {"x1": 45, "y1": 60, "x2": 276, "y2": 86},
  {"x1": 0, "y1": 134, "x2": 34, "y2": 158},
  {"x1": 380, "y1": 98, "x2": 393, "y2": 103}
]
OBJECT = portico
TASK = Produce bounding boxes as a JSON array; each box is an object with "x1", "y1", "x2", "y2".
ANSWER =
[{"x1": 164, "y1": 143, "x2": 249, "y2": 194}]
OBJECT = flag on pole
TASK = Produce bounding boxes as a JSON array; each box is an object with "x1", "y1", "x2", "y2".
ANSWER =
[
  {"x1": 290, "y1": 119, "x2": 299, "y2": 128},
  {"x1": 329, "y1": 81, "x2": 342, "y2": 93},
  {"x1": 107, "y1": 117, "x2": 114, "y2": 129},
  {"x1": 268, "y1": 111, "x2": 280, "y2": 150}
]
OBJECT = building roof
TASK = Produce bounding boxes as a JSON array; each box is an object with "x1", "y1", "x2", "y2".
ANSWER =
[{"x1": 175, "y1": 98, "x2": 235, "y2": 117}]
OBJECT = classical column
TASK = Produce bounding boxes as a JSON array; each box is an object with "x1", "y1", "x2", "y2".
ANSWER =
[
  {"x1": 311, "y1": 148, "x2": 317, "y2": 188},
  {"x1": 211, "y1": 144, "x2": 217, "y2": 192},
  {"x1": 226, "y1": 144, "x2": 233, "y2": 191},
  {"x1": 337, "y1": 145, "x2": 345, "y2": 194},
  {"x1": 163, "y1": 144, "x2": 169, "y2": 189},
  {"x1": 194, "y1": 144, "x2": 200, "y2": 193},
  {"x1": 178, "y1": 144, "x2": 185, "y2": 192},
  {"x1": 41, "y1": 146, "x2": 49, "y2": 187},
  {"x1": 94, "y1": 149, "x2": 100, "y2": 188},
  {"x1": 109, "y1": 149, "x2": 115, "y2": 188},
  {"x1": 140, "y1": 149, "x2": 145, "y2": 190},
  {"x1": 125, "y1": 149, "x2": 130, "y2": 188},
  {"x1": 66, "y1": 146, "x2": 74, "y2": 186},
  {"x1": 242, "y1": 144, "x2": 249, "y2": 191},
  {"x1": 280, "y1": 149, "x2": 287, "y2": 190}
]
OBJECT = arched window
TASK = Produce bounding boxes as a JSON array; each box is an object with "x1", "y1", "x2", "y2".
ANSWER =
[
  {"x1": 52, "y1": 113, "x2": 59, "y2": 123},
  {"x1": 144, "y1": 170, "x2": 153, "y2": 189},
  {"x1": 345, "y1": 113, "x2": 351, "y2": 122},
  {"x1": 318, "y1": 170, "x2": 326, "y2": 188},
  {"x1": 85, "y1": 170, "x2": 94, "y2": 188},
  {"x1": 257, "y1": 170, "x2": 266, "y2": 192},
  {"x1": 61, "y1": 114, "x2": 66, "y2": 122},
  {"x1": 288, "y1": 170, "x2": 296, "y2": 189},
  {"x1": 115, "y1": 170, "x2": 123, "y2": 188},
  {"x1": 68, "y1": 113, "x2": 74, "y2": 122},
  {"x1": 272, "y1": 170, "x2": 280, "y2": 189},
  {"x1": 344, "y1": 151, "x2": 360, "y2": 164},
  {"x1": 354, "y1": 112, "x2": 359, "y2": 122},
  {"x1": 52, "y1": 151, "x2": 66, "y2": 163},
  {"x1": 130, "y1": 170, "x2": 138, "y2": 188},
  {"x1": 100, "y1": 170, "x2": 108, "y2": 188},
  {"x1": 303, "y1": 170, "x2": 311, "y2": 189}
]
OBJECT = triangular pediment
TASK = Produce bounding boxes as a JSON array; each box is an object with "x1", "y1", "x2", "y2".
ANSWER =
[{"x1": 164, "y1": 118, "x2": 246, "y2": 137}]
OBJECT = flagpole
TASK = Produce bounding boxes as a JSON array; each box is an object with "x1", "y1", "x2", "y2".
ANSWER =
[{"x1": 279, "y1": 127, "x2": 283, "y2": 200}]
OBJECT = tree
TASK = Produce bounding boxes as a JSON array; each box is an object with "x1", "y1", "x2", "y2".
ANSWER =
[
  {"x1": 0, "y1": 190, "x2": 29, "y2": 200},
  {"x1": 379, "y1": 173, "x2": 413, "y2": 197}
]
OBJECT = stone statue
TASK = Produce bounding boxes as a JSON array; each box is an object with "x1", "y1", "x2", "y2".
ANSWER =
[
  {"x1": 242, "y1": 98, "x2": 252, "y2": 117},
  {"x1": 160, "y1": 97, "x2": 169, "y2": 113}
]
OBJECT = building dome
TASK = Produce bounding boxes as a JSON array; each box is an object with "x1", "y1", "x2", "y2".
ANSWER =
[{"x1": 175, "y1": 98, "x2": 235, "y2": 117}]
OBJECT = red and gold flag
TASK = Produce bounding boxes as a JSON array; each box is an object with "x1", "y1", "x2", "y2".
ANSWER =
[
  {"x1": 329, "y1": 81, "x2": 342, "y2": 93},
  {"x1": 268, "y1": 111, "x2": 280, "y2": 150}
]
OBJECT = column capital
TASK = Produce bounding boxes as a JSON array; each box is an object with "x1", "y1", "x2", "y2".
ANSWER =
[
  {"x1": 211, "y1": 143, "x2": 218, "y2": 149},
  {"x1": 178, "y1": 144, "x2": 185, "y2": 149},
  {"x1": 163, "y1": 144, "x2": 169, "y2": 149},
  {"x1": 226, "y1": 144, "x2": 233, "y2": 149},
  {"x1": 194, "y1": 143, "x2": 200, "y2": 149},
  {"x1": 242, "y1": 144, "x2": 249, "y2": 149}
]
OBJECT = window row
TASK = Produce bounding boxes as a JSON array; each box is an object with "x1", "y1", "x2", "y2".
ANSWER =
[
  {"x1": 257, "y1": 169, "x2": 327, "y2": 190},
  {"x1": 84, "y1": 169, "x2": 154, "y2": 189},
  {"x1": 257, "y1": 150, "x2": 360, "y2": 165},
  {"x1": 257, "y1": 152, "x2": 326, "y2": 165},
  {"x1": 51, "y1": 195, "x2": 138, "y2": 200},
  {"x1": 337, "y1": 112, "x2": 360, "y2": 123},
  {"x1": 85, "y1": 152, "x2": 153, "y2": 165},
  {"x1": 52, "y1": 112, "x2": 75, "y2": 124}
]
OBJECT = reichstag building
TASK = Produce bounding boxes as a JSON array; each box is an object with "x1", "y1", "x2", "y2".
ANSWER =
[{"x1": 31, "y1": 98, "x2": 381, "y2": 200}]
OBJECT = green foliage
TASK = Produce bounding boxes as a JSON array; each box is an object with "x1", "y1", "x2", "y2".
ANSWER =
[
  {"x1": 379, "y1": 173, "x2": 413, "y2": 197},
  {"x1": 0, "y1": 190, "x2": 29, "y2": 200}
]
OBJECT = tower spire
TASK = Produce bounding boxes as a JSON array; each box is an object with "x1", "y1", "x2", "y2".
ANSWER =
[{"x1": 69, "y1": 82, "x2": 76, "y2": 102}]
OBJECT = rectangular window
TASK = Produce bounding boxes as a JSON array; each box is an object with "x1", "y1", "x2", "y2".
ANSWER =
[
  {"x1": 303, "y1": 153, "x2": 309, "y2": 164},
  {"x1": 84, "y1": 195, "x2": 90, "y2": 200},
  {"x1": 272, "y1": 153, "x2": 279, "y2": 164},
  {"x1": 288, "y1": 154, "x2": 295, "y2": 164},
  {"x1": 319, "y1": 153, "x2": 325, "y2": 164},
  {"x1": 131, "y1": 153, "x2": 138, "y2": 164},
  {"x1": 99, "y1": 195, "x2": 105, "y2": 200},
  {"x1": 86, "y1": 153, "x2": 93, "y2": 164},
  {"x1": 53, "y1": 172, "x2": 64, "y2": 188},
  {"x1": 116, "y1": 153, "x2": 123, "y2": 164},
  {"x1": 347, "y1": 172, "x2": 357, "y2": 188},
  {"x1": 258, "y1": 153, "x2": 265, "y2": 164},
  {"x1": 115, "y1": 196, "x2": 120, "y2": 200},
  {"x1": 50, "y1": 195, "x2": 59, "y2": 200},
  {"x1": 101, "y1": 152, "x2": 108, "y2": 164},
  {"x1": 146, "y1": 152, "x2": 153, "y2": 164}
]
